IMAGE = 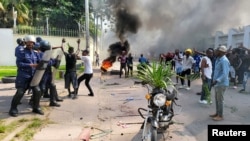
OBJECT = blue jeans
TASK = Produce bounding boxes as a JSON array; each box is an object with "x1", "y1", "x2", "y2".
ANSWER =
[
  {"x1": 214, "y1": 86, "x2": 227, "y2": 117},
  {"x1": 242, "y1": 71, "x2": 250, "y2": 90},
  {"x1": 200, "y1": 77, "x2": 211, "y2": 101}
]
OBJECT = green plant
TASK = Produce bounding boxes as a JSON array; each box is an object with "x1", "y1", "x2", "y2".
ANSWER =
[
  {"x1": 0, "y1": 66, "x2": 17, "y2": 79},
  {"x1": 0, "y1": 125, "x2": 6, "y2": 133},
  {"x1": 136, "y1": 62, "x2": 175, "y2": 89},
  {"x1": 203, "y1": 83, "x2": 211, "y2": 104}
]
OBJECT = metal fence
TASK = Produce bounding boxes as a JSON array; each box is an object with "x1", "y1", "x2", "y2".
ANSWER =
[{"x1": 14, "y1": 26, "x2": 85, "y2": 37}]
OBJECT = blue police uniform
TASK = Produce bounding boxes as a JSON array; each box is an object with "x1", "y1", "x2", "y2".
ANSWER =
[
  {"x1": 15, "y1": 48, "x2": 41, "y2": 88},
  {"x1": 15, "y1": 45, "x2": 25, "y2": 58},
  {"x1": 39, "y1": 52, "x2": 61, "y2": 106},
  {"x1": 9, "y1": 48, "x2": 41, "y2": 117}
]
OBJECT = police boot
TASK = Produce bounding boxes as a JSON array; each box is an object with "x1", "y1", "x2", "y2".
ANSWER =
[
  {"x1": 32, "y1": 86, "x2": 44, "y2": 115},
  {"x1": 9, "y1": 88, "x2": 25, "y2": 117},
  {"x1": 29, "y1": 94, "x2": 34, "y2": 106},
  {"x1": 43, "y1": 87, "x2": 50, "y2": 98},
  {"x1": 49, "y1": 85, "x2": 60, "y2": 107}
]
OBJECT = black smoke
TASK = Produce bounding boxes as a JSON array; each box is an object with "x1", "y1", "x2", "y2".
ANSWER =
[
  {"x1": 104, "y1": 40, "x2": 130, "y2": 63},
  {"x1": 106, "y1": 0, "x2": 141, "y2": 42},
  {"x1": 101, "y1": 0, "x2": 250, "y2": 57}
]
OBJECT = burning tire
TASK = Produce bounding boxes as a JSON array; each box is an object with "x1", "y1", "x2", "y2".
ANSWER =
[{"x1": 1, "y1": 76, "x2": 16, "y2": 83}]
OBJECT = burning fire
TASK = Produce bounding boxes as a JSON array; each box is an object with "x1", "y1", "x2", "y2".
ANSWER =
[{"x1": 101, "y1": 60, "x2": 113, "y2": 72}]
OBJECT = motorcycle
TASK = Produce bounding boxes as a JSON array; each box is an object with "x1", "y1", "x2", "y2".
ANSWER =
[{"x1": 138, "y1": 82, "x2": 178, "y2": 141}]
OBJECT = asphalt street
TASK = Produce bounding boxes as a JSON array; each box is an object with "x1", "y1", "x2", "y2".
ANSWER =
[{"x1": 1, "y1": 62, "x2": 250, "y2": 141}]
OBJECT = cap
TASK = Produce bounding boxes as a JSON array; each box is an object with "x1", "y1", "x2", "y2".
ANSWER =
[
  {"x1": 185, "y1": 48, "x2": 192, "y2": 54},
  {"x1": 217, "y1": 45, "x2": 227, "y2": 53}
]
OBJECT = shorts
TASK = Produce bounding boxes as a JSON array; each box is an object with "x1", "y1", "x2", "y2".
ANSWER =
[
  {"x1": 176, "y1": 67, "x2": 182, "y2": 74},
  {"x1": 64, "y1": 71, "x2": 78, "y2": 89}
]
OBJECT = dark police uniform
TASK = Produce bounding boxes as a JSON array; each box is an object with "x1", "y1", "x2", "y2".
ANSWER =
[
  {"x1": 9, "y1": 46, "x2": 42, "y2": 116},
  {"x1": 40, "y1": 52, "x2": 61, "y2": 107}
]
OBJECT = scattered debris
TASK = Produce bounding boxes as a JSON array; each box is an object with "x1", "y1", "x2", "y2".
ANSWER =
[
  {"x1": 105, "y1": 82, "x2": 120, "y2": 86},
  {"x1": 90, "y1": 129, "x2": 112, "y2": 139},
  {"x1": 116, "y1": 121, "x2": 130, "y2": 128}
]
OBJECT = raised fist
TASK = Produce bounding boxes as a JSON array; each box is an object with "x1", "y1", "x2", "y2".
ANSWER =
[
  {"x1": 62, "y1": 38, "x2": 66, "y2": 43},
  {"x1": 77, "y1": 39, "x2": 81, "y2": 44}
]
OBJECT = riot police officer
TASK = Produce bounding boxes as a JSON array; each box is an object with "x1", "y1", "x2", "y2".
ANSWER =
[
  {"x1": 9, "y1": 35, "x2": 44, "y2": 117},
  {"x1": 39, "y1": 40, "x2": 61, "y2": 107},
  {"x1": 15, "y1": 38, "x2": 25, "y2": 58}
]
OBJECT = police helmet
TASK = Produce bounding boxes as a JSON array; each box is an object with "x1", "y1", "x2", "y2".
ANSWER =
[
  {"x1": 16, "y1": 38, "x2": 23, "y2": 45},
  {"x1": 36, "y1": 37, "x2": 42, "y2": 43},
  {"x1": 24, "y1": 35, "x2": 36, "y2": 43},
  {"x1": 33, "y1": 43, "x2": 40, "y2": 50},
  {"x1": 39, "y1": 40, "x2": 51, "y2": 52}
]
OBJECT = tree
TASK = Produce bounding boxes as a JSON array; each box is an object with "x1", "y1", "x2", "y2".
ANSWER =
[{"x1": 0, "y1": 0, "x2": 29, "y2": 28}]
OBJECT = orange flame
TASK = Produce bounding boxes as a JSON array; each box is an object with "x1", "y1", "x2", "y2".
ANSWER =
[{"x1": 101, "y1": 60, "x2": 113, "y2": 72}]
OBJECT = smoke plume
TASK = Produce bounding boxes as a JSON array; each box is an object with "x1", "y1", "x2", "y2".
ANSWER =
[{"x1": 100, "y1": 0, "x2": 250, "y2": 57}]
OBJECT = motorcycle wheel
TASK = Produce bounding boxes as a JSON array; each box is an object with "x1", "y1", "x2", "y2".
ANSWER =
[{"x1": 144, "y1": 122, "x2": 157, "y2": 141}]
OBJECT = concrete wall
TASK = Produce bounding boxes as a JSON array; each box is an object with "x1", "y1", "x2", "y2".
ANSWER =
[
  {"x1": 0, "y1": 29, "x2": 15, "y2": 66},
  {"x1": 0, "y1": 28, "x2": 95, "y2": 66}
]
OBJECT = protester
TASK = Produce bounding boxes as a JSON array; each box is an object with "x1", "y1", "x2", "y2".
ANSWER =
[
  {"x1": 118, "y1": 50, "x2": 127, "y2": 78},
  {"x1": 126, "y1": 53, "x2": 133, "y2": 77},
  {"x1": 173, "y1": 49, "x2": 183, "y2": 84},
  {"x1": 198, "y1": 48, "x2": 213, "y2": 104},
  {"x1": 179, "y1": 48, "x2": 195, "y2": 90},
  {"x1": 227, "y1": 48, "x2": 242, "y2": 89},
  {"x1": 95, "y1": 51, "x2": 100, "y2": 67},
  {"x1": 192, "y1": 51, "x2": 202, "y2": 73},
  {"x1": 210, "y1": 45, "x2": 230, "y2": 121},
  {"x1": 76, "y1": 49, "x2": 94, "y2": 97},
  {"x1": 165, "y1": 52, "x2": 174, "y2": 69},
  {"x1": 61, "y1": 43, "x2": 80, "y2": 99},
  {"x1": 159, "y1": 53, "x2": 165, "y2": 64},
  {"x1": 239, "y1": 47, "x2": 250, "y2": 93},
  {"x1": 194, "y1": 48, "x2": 216, "y2": 95},
  {"x1": 138, "y1": 53, "x2": 148, "y2": 64}
]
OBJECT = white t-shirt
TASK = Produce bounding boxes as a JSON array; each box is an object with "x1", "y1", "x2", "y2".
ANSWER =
[
  {"x1": 199, "y1": 56, "x2": 212, "y2": 79},
  {"x1": 182, "y1": 55, "x2": 195, "y2": 71},
  {"x1": 81, "y1": 56, "x2": 93, "y2": 74},
  {"x1": 173, "y1": 53, "x2": 183, "y2": 69}
]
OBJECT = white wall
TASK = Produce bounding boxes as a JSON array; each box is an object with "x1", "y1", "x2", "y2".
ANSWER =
[
  {"x1": 0, "y1": 29, "x2": 15, "y2": 66},
  {"x1": 213, "y1": 25, "x2": 250, "y2": 49}
]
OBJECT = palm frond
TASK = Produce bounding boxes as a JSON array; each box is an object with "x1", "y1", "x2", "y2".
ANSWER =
[{"x1": 136, "y1": 61, "x2": 175, "y2": 89}]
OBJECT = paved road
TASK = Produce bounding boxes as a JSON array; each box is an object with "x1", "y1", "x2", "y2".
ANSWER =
[{"x1": 1, "y1": 62, "x2": 250, "y2": 141}]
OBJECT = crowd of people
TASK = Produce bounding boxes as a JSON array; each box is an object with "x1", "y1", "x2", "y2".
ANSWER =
[
  {"x1": 9, "y1": 35, "x2": 94, "y2": 117},
  {"x1": 159, "y1": 44, "x2": 250, "y2": 121},
  {"x1": 10, "y1": 35, "x2": 250, "y2": 122}
]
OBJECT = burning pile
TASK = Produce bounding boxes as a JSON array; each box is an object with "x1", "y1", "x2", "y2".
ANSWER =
[
  {"x1": 101, "y1": 40, "x2": 130, "y2": 72},
  {"x1": 100, "y1": 0, "x2": 141, "y2": 72}
]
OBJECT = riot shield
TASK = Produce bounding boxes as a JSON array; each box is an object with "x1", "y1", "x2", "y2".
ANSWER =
[
  {"x1": 52, "y1": 50, "x2": 64, "y2": 84},
  {"x1": 30, "y1": 49, "x2": 52, "y2": 87}
]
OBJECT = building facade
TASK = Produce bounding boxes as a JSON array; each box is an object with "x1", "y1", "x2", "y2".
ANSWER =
[{"x1": 212, "y1": 25, "x2": 250, "y2": 49}]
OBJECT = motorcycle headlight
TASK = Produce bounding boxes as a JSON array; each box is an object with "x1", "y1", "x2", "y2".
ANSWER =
[{"x1": 153, "y1": 93, "x2": 166, "y2": 107}]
